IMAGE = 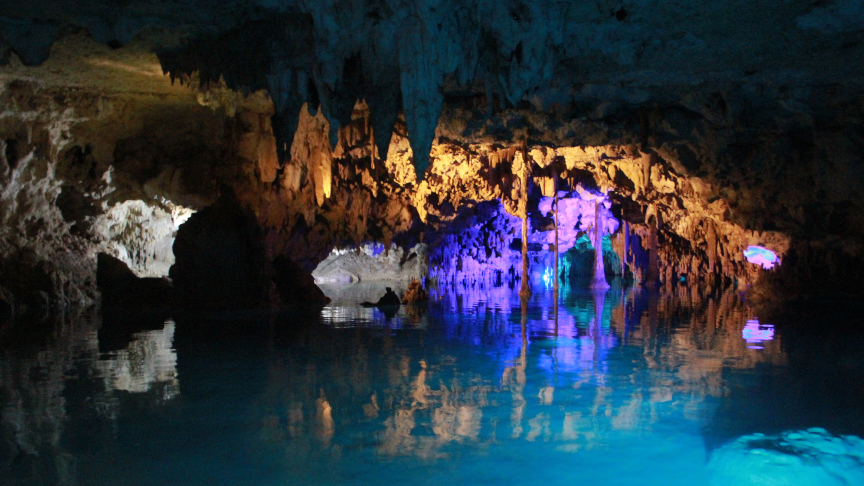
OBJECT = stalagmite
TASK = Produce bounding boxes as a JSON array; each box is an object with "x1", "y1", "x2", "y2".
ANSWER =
[{"x1": 590, "y1": 200, "x2": 610, "y2": 290}]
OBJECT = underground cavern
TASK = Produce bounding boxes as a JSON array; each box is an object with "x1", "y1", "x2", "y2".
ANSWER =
[{"x1": 2, "y1": 1, "x2": 864, "y2": 484}]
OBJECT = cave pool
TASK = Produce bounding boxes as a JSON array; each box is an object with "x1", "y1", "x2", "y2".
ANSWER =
[{"x1": 3, "y1": 283, "x2": 864, "y2": 485}]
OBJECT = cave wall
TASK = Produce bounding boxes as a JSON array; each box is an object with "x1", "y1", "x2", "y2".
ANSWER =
[
  {"x1": 0, "y1": 37, "x2": 259, "y2": 312},
  {"x1": 0, "y1": 40, "x2": 810, "y2": 314},
  {"x1": 1, "y1": 7, "x2": 863, "y2": 311}
]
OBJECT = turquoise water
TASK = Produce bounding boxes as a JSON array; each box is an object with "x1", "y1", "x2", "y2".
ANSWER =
[{"x1": 3, "y1": 284, "x2": 864, "y2": 485}]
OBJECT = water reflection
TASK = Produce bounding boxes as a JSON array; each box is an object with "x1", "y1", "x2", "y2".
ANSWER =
[
  {"x1": 96, "y1": 320, "x2": 178, "y2": 398},
  {"x1": 0, "y1": 315, "x2": 179, "y2": 484},
  {"x1": 269, "y1": 283, "x2": 787, "y2": 466},
  {"x1": 4, "y1": 284, "x2": 863, "y2": 485},
  {"x1": 742, "y1": 318, "x2": 775, "y2": 349}
]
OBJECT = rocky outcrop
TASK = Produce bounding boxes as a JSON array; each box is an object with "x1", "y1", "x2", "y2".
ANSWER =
[
  {"x1": 170, "y1": 188, "x2": 329, "y2": 310},
  {"x1": 169, "y1": 189, "x2": 270, "y2": 310},
  {"x1": 271, "y1": 255, "x2": 330, "y2": 306},
  {"x1": 96, "y1": 252, "x2": 173, "y2": 309},
  {"x1": 312, "y1": 243, "x2": 428, "y2": 285}
]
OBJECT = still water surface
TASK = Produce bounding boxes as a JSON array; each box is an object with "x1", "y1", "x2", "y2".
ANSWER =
[{"x1": 2, "y1": 284, "x2": 864, "y2": 485}]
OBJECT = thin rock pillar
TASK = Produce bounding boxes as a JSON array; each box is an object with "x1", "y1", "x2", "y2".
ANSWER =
[
  {"x1": 590, "y1": 200, "x2": 610, "y2": 289},
  {"x1": 519, "y1": 141, "x2": 532, "y2": 298},
  {"x1": 553, "y1": 170, "x2": 559, "y2": 297}
]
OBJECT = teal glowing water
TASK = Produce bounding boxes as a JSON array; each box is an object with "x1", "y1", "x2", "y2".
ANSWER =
[{"x1": 2, "y1": 286, "x2": 864, "y2": 485}]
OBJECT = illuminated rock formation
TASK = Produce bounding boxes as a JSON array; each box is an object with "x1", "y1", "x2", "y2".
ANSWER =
[
  {"x1": 1, "y1": 0, "x2": 863, "y2": 308},
  {"x1": 312, "y1": 243, "x2": 428, "y2": 285}
]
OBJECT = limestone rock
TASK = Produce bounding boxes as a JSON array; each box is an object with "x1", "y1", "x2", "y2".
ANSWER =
[
  {"x1": 169, "y1": 189, "x2": 270, "y2": 310},
  {"x1": 96, "y1": 252, "x2": 173, "y2": 310},
  {"x1": 312, "y1": 243, "x2": 429, "y2": 285},
  {"x1": 271, "y1": 255, "x2": 330, "y2": 306}
]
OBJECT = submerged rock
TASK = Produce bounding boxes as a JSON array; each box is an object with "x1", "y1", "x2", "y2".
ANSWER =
[
  {"x1": 708, "y1": 429, "x2": 864, "y2": 486},
  {"x1": 361, "y1": 287, "x2": 401, "y2": 308},
  {"x1": 361, "y1": 287, "x2": 402, "y2": 317}
]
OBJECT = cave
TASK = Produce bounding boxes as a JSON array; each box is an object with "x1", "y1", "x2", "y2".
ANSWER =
[{"x1": 2, "y1": 1, "x2": 864, "y2": 484}]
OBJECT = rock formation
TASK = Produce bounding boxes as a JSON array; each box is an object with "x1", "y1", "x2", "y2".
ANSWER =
[
  {"x1": 0, "y1": 0, "x2": 862, "y2": 310},
  {"x1": 96, "y1": 252, "x2": 173, "y2": 309}
]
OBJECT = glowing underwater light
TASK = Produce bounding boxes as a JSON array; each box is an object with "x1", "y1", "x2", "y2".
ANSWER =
[
  {"x1": 542, "y1": 266, "x2": 554, "y2": 287},
  {"x1": 742, "y1": 318, "x2": 774, "y2": 349},
  {"x1": 743, "y1": 246, "x2": 778, "y2": 269}
]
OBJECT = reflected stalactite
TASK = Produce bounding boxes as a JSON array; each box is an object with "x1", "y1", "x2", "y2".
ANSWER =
[
  {"x1": 0, "y1": 313, "x2": 181, "y2": 484},
  {"x1": 0, "y1": 282, "x2": 803, "y2": 485},
  {"x1": 553, "y1": 296, "x2": 559, "y2": 337},
  {"x1": 316, "y1": 390, "x2": 335, "y2": 446}
]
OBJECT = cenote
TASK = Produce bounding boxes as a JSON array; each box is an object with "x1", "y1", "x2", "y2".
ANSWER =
[{"x1": 3, "y1": 1, "x2": 864, "y2": 484}]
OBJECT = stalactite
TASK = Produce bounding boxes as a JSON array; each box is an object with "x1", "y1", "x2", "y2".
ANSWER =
[
  {"x1": 707, "y1": 220, "x2": 717, "y2": 275},
  {"x1": 640, "y1": 151, "x2": 653, "y2": 194}
]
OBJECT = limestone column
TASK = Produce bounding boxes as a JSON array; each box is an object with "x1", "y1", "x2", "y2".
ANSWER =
[
  {"x1": 553, "y1": 171, "x2": 559, "y2": 337},
  {"x1": 706, "y1": 221, "x2": 717, "y2": 284},
  {"x1": 623, "y1": 220, "x2": 629, "y2": 276},
  {"x1": 519, "y1": 142, "x2": 532, "y2": 298},
  {"x1": 590, "y1": 200, "x2": 610, "y2": 289},
  {"x1": 646, "y1": 213, "x2": 660, "y2": 288},
  {"x1": 553, "y1": 170, "x2": 559, "y2": 297}
]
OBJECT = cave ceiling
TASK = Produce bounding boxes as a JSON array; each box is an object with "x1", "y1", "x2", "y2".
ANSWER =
[
  {"x1": 3, "y1": 1, "x2": 863, "y2": 161},
  {"x1": 3, "y1": 1, "x2": 863, "y2": 226}
]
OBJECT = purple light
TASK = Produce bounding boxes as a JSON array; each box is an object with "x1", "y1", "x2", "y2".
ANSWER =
[
  {"x1": 742, "y1": 318, "x2": 774, "y2": 349},
  {"x1": 743, "y1": 246, "x2": 779, "y2": 269}
]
